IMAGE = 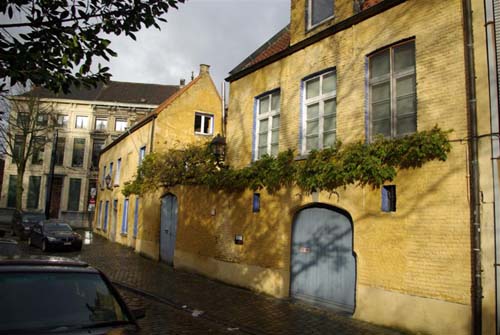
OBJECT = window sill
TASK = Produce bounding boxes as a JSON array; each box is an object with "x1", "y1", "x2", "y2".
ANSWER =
[
  {"x1": 113, "y1": 184, "x2": 120, "y2": 188},
  {"x1": 120, "y1": 233, "x2": 128, "y2": 237},
  {"x1": 194, "y1": 132, "x2": 213, "y2": 136}
]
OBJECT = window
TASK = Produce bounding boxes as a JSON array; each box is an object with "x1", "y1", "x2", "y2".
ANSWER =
[
  {"x1": 31, "y1": 136, "x2": 45, "y2": 165},
  {"x1": 72, "y1": 138, "x2": 85, "y2": 167},
  {"x1": 102, "y1": 165, "x2": 107, "y2": 188},
  {"x1": 133, "y1": 197, "x2": 139, "y2": 238},
  {"x1": 103, "y1": 201, "x2": 109, "y2": 231},
  {"x1": 92, "y1": 139, "x2": 105, "y2": 168},
  {"x1": 95, "y1": 118, "x2": 108, "y2": 131},
  {"x1": 27, "y1": 176, "x2": 41, "y2": 209},
  {"x1": 115, "y1": 158, "x2": 121, "y2": 186},
  {"x1": 308, "y1": 0, "x2": 334, "y2": 28},
  {"x1": 302, "y1": 70, "x2": 337, "y2": 153},
  {"x1": 121, "y1": 199, "x2": 129, "y2": 235},
  {"x1": 67, "y1": 178, "x2": 81, "y2": 211},
  {"x1": 194, "y1": 113, "x2": 214, "y2": 135},
  {"x1": 369, "y1": 40, "x2": 416, "y2": 139},
  {"x1": 115, "y1": 119, "x2": 127, "y2": 131},
  {"x1": 17, "y1": 112, "x2": 29, "y2": 127},
  {"x1": 7, "y1": 175, "x2": 17, "y2": 208},
  {"x1": 55, "y1": 137, "x2": 65, "y2": 166},
  {"x1": 57, "y1": 115, "x2": 69, "y2": 128},
  {"x1": 382, "y1": 185, "x2": 397, "y2": 212},
  {"x1": 13, "y1": 135, "x2": 23, "y2": 163},
  {"x1": 36, "y1": 114, "x2": 48, "y2": 126},
  {"x1": 255, "y1": 91, "x2": 280, "y2": 159},
  {"x1": 139, "y1": 146, "x2": 146, "y2": 165},
  {"x1": 97, "y1": 201, "x2": 103, "y2": 228},
  {"x1": 109, "y1": 162, "x2": 113, "y2": 180},
  {"x1": 75, "y1": 116, "x2": 88, "y2": 129}
]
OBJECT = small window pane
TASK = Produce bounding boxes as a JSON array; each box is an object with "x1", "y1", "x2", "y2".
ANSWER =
[
  {"x1": 258, "y1": 147, "x2": 267, "y2": 159},
  {"x1": 324, "y1": 115, "x2": 336, "y2": 131},
  {"x1": 259, "y1": 97, "x2": 270, "y2": 115},
  {"x1": 397, "y1": 114, "x2": 417, "y2": 135},
  {"x1": 394, "y1": 42, "x2": 416, "y2": 72},
  {"x1": 370, "y1": 50, "x2": 390, "y2": 78},
  {"x1": 307, "y1": 103, "x2": 319, "y2": 119},
  {"x1": 271, "y1": 93, "x2": 280, "y2": 112},
  {"x1": 306, "y1": 78, "x2": 320, "y2": 99},
  {"x1": 372, "y1": 82, "x2": 390, "y2": 102},
  {"x1": 396, "y1": 95, "x2": 416, "y2": 116},
  {"x1": 396, "y1": 76, "x2": 416, "y2": 97},
  {"x1": 372, "y1": 102, "x2": 391, "y2": 120},
  {"x1": 324, "y1": 99, "x2": 336, "y2": 116},
  {"x1": 272, "y1": 116, "x2": 280, "y2": 129},
  {"x1": 311, "y1": 0, "x2": 334, "y2": 26},
  {"x1": 115, "y1": 120, "x2": 127, "y2": 131},
  {"x1": 271, "y1": 130, "x2": 279, "y2": 144},
  {"x1": 75, "y1": 116, "x2": 88, "y2": 129},
  {"x1": 194, "y1": 115, "x2": 202, "y2": 132},
  {"x1": 203, "y1": 117, "x2": 211, "y2": 134},
  {"x1": 57, "y1": 115, "x2": 68, "y2": 128},
  {"x1": 306, "y1": 136, "x2": 319, "y2": 151},
  {"x1": 259, "y1": 119, "x2": 269, "y2": 132},
  {"x1": 258, "y1": 133, "x2": 268, "y2": 146},
  {"x1": 323, "y1": 131, "x2": 336, "y2": 147},
  {"x1": 373, "y1": 120, "x2": 391, "y2": 137},
  {"x1": 271, "y1": 144, "x2": 279, "y2": 156},
  {"x1": 95, "y1": 118, "x2": 108, "y2": 131},
  {"x1": 322, "y1": 72, "x2": 336, "y2": 94},
  {"x1": 306, "y1": 120, "x2": 319, "y2": 135}
]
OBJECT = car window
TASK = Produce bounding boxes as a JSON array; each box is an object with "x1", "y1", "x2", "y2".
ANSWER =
[
  {"x1": 44, "y1": 223, "x2": 72, "y2": 232},
  {"x1": 0, "y1": 272, "x2": 130, "y2": 332},
  {"x1": 23, "y1": 214, "x2": 45, "y2": 222}
]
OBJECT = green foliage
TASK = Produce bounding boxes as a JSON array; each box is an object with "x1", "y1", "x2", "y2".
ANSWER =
[
  {"x1": 123, "y1": 127, "x2": 452, "y2": 196},
  {"x1": 0, "y1": 0, "x2": 185, "y2": 94}
]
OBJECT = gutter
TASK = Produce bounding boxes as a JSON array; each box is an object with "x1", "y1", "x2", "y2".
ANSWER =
[
  {"x1": 463, "y1": 0, "x2": 482, "y2": 333},
  {"x1": 483, "y1": 0, "x2": 500, "y2": 332}
]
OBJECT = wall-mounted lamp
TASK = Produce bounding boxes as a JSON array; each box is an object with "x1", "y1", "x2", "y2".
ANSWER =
[
  {"x1": 210, "y1": 133, "x2": 226, "y2": 165},
  {"x1": 105, "y1": 174, "x2": 112, "y2": 189}
]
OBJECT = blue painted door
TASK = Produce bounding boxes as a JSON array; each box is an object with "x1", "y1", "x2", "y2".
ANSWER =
[
  {"x1": 160, "y1": 194, "x2": 178, "y2": 265},
  {"x1": 291, "y1": 207, "x2": 356, "y2": 313}
]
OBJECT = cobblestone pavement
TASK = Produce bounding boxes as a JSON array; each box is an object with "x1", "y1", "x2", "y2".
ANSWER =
[{"x1": 15, "y1": 232, "x2": 408, "y2": 335}]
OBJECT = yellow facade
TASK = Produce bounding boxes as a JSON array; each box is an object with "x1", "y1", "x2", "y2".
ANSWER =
[
  {"x1": 167, "y1": 1, "x2": 494, "y2": 334},
  {"x1": 94, "y1": 64, "x2": 222, "y2": 258}
]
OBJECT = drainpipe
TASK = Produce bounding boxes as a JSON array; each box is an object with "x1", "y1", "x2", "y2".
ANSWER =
[
  {"x1": 463, "y1": 0, "x2": 482, "y2": 333},
  {"x1": 150, "y1": 115, "x2": 156, "y2": 154},
  {"x1": 483, "y1": 0, "x2": 500, "y2": 332}
]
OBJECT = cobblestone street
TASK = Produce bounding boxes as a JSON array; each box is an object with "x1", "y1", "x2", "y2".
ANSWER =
[{"x1": 15, "y1": 233, "x2": 408, "y2": 335}]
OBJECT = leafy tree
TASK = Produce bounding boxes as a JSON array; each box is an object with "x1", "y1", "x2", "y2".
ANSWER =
[
  {"x1": 0, "y1": 95, "x2": 55, "y2": 209},
  {"x1": 0, "y1": 0, "x2": 185, "y2": 94}
]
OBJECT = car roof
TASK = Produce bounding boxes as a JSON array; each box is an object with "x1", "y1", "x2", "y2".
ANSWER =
[{"x1": 0, "y1": 256, "x2": 97, "y2": 273}]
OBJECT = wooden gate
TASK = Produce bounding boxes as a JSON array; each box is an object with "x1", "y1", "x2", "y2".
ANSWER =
[{"x1": 291, "y1": 206, "x2": 356, "y2": 313}]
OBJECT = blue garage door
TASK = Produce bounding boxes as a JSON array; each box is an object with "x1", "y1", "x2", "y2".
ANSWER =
[{"x1": 291, "y1": 207, "x2": 356, "y2": 313}]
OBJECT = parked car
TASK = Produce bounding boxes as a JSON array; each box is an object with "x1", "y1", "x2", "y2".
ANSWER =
[
  {"x1": 0, "y1": 238, "x2": 19, "y2": 256},
  {"x1": 28, "y1": 221, "x2": 83, "y2": 252},
  {"x1": 11, "y1": 210, "x2": 45, "y2": 240},
  {"x1": 0, "y1": 256, "x2": 145, "y2": 334}
]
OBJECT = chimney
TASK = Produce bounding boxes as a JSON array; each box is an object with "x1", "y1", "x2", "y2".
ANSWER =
[
  {"x1": 200, "y1": 64, "x2": 210, "y2": 75},
  {"x1": 179, "y1": 78, "x2": 186, "y2": 88}
]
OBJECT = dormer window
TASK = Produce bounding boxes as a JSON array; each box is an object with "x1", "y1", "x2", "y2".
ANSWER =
[{"x1": 308, "y1": 0, "x2": 334, "y2": 29}]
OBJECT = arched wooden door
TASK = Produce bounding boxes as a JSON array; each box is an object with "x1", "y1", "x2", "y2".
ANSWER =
[
  {"x1": 291, "y1": 206, "x2": 356, "y2": 313},
  {"x1": 160, "y1": 194, "x2": 178, "y2": 266}
]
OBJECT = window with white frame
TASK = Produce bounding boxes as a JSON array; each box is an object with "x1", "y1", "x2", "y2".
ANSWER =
[
  {"x1": 302, "y1": 70, "x2": 337, "y2": 153},
  {"x1": 57, "y1": 115, "x2": 68, "y2": 128},
  {"x1": 194, "y1": 113, "x2": 214, "y2": 135},
  {"x1": 95, "y1": 118, "x2": 108, "y2": 131},
  {"x1": 75, "y1": 116, "x2": 88, "y2": 129},
  {"x1": 139, "y1": 146, "x2": 146, "y2": 165},
  {"x1": 121, "y1": 198, "x2": 129, "y2": 234},
  {"x1": 115, "y1": 119, "x2": 127, "y2": 131},
  {"x1": 369, "y1": 40, "x2": 416, "y2": 139},
  {"x1": 255, "y1": 91, "x2": 280, "y2": 159},
  {"x1": 308, "y1": 0, "x2": 334, "y2": 29},
  {"x1": 115, "y1": 158, "x2": 121, "y2": 186}
]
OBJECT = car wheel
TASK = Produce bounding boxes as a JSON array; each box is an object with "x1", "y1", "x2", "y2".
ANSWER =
[{"x1": 42, "y1": 240, "x2": 48, "y2": 252}]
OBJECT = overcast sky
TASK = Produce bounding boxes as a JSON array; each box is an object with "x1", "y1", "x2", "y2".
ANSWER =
[{"x1": 102, "y1": 0, "x2": 290, "y2": 90}]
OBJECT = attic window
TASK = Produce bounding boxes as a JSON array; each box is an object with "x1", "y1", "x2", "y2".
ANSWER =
[
  {"x1": 308, "y1": 0, "x2": 334, "y2": 29},
  {"x1": 194, "y1": 113, "x2": 214, "y2": 135}
]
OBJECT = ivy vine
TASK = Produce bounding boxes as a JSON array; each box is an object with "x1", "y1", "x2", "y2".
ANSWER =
[{"x1": 122, "y1": 126, "x2": 451, "y2": 197}]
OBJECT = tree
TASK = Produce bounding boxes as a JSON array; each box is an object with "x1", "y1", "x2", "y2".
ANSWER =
[
  {"x1": 0, "y1": 95, "x2": 55, "y2": 209},
  {"x1": 0, "y1": 0, "x2": 185, "y2": 94}
]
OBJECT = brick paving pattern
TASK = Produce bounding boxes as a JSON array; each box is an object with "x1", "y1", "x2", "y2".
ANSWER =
[{"x1": 15, "y1": 232, "x2": 408, "y2": 335}]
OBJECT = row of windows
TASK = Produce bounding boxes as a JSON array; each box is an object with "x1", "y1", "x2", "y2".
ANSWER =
[
  {"x1": 254, "y1": 40, "x2": 416, "y2": 159},
  {"x1": 96, "y1": 197, "x2": 140, "y2": 238},
  {"x1": 7, "y1": 175, "x2": 82, "y2": 211},
  {"x1": 13, "y1": 137, "x2": 87, "y2": 168},
  {"x1": 16, "y1": 113, "x2": 130, "y2": 132},
  {"x1": 102, "y1": 146, "x2": 145, "y2": 189}
]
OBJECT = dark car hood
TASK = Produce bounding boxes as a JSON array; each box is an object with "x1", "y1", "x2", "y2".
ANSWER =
[{"x1": 1, "y1": 324, "x2": 139, "y2": 335}]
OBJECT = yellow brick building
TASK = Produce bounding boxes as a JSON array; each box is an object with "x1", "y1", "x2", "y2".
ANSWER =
[
  {"x1": 94, "y1": 64, "x2": 222, "y2": 258},
  {"x1": 161, "y1": 1, "x2": 498, "y2": 334}
]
